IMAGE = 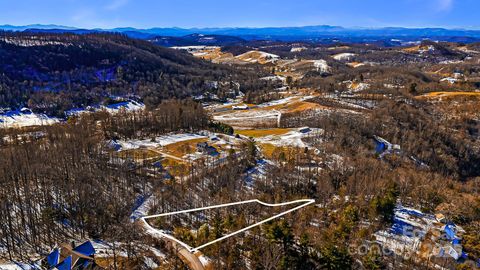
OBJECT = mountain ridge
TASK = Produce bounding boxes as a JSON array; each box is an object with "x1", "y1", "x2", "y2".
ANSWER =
[{"x1": 3, "y1": 24, "x2": 480, "y2": 40}]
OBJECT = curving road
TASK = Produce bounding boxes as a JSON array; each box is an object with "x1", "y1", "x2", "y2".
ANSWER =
[{"x1": 140, "y1": 218, "x2": 206, "y2": 270}]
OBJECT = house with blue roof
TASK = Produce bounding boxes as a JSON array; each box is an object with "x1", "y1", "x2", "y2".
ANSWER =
[
  {"x1": 373, "y1": 135, "x2": 401, "y2": 157},
  {"x1": 41, "y1": 241, "x2": 100, "y2": 270},
  {"x1": 374, "y1": 205, "x2": 471, "y2": 268}
]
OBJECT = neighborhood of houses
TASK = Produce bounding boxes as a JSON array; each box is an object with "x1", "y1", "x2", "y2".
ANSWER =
[{"x1": 374, "y1": 205, "x2": 468, "y2": 266}]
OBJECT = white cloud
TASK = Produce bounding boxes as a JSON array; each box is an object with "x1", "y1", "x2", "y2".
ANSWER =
[
  {"x1": 105, "y1": 0, "x2": 129, "y2": 10},
  {"x1": 436, "y1": 0, "x2": 453, "y2": 11}
]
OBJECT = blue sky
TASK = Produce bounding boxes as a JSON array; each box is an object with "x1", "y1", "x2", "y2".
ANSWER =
[{"x1": 0, "y1": 0, "x2": 478, "y2": 29}]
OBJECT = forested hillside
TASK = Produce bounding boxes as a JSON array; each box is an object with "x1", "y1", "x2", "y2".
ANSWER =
[{"x1": 0, "y1": 32, "x2": 271, "y2": 116}]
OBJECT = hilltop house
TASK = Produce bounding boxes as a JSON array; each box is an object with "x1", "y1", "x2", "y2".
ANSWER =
[{"x1": 196, "y1": 142, "x2": 219, "y2": 156}]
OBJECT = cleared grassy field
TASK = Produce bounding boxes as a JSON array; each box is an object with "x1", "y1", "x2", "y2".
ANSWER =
[
  {"x1": 163, "y1": 138, "x2": 209, "y2": 158},
  {"x1": 236, "y1": 128, "x2": 291, "y2": 138},
  {"x1": 117, "y1": 149, "x2": 161, "y2": 160},
  {"x1": 219, "y1": 103, "x2": 256, "y2": 110},
  {"x1": 161, "y1": 157, "x2": 190, "y2": 177},
  {"x1": 402, "y1": 45, "x2": 433, "y2": 53},
  {"x1": 281, "y1": 101, "x2": 323, "y2": 113},
  {"x1": 259, "y1": 143, "x2": 282, "y2": 159},
  {"x1": 418, "y1": 91, "x2": 480, "y2": 99},
  {"x1": 258, "y1": 143, "x2": 303, "y2": 160}
]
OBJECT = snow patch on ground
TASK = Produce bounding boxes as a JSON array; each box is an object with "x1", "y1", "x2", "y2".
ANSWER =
[
  {"x1": 197, "y1": 254, "x2": 211, "y2": 267},
  {"x1": 0, "y1": 100, "x2": 144, "y2": 128},
  {"x1": 290, "y1": 47, "x2": 307, "y2": 52},
  {"x1": 144, "y1": 257, "x2": 158, "y2": 269},
  {"x1": 260, "y1": 75, "x2": 286, "y2": 82},
  {"x1": 0, "y1": 37, "x2": 72, "y2": 47},
  {"x1": 92, "y1": 240, "x2": 128, "y2": 258},
  {"x1": 333, "y1": 53, "x2": 356, "y2": 61},
  {"x1": 213, "y1": 110, "x2": 280, "y2": 122},
  {"x1": 255, "y1": 128, "x2": 322, "y2": 148},
  {"x1": 235, "y1": 51, "x2": 279, "y2": 63},
  {"x1": 0, "y1": 263, "x2": 35, "y2": 270},
  {"x1": 130, "y1": 195, "x2": 155, "y2": 221},
  {"x1": 171, "y1": 46, "x2": 220, "y2": 51},
  {"x1": 309, "y1": 60, "x2": 330, "y2": 73},
  {"x1": 244, "y1": 159, "x2": 274, "y2": 188},
  {"x1": 104, "y1": 100, "x2": 145, "y2": 113},
  {"x1": 257, "y1": 96, "x2": 297, "y2": 108},
  {"x1": 66, "y1": 100, "x2": 145, "y2": 117},
  {"x1": 117, "y1": 133, "x2": 207, "y2": 150},
  {"x1": 0, "y1": 108, "x2": 60, "y2": 128}
]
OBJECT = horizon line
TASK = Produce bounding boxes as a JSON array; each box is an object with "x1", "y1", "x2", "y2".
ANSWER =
[{"x1": 1, "y1": 23, "x2": 480, "y2": 31}]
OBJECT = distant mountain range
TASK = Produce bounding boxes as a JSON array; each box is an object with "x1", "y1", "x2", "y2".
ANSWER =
[{"x1": 2, "y1": 24, "x2": 480, "y2": 43}]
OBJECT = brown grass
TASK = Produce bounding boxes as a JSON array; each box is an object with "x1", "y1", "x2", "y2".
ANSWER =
[
  {"x1": 219, "y1": 103, "x2": 256, "y2": 110},
  {"x1": 236, "y1": 128, "x2": 291, "y2": 138},
  {"x1": 163, "y1": 138, "x2": 208, "y2": 158},
  {"x1": 418, "y1": 91, "x2": 480, "y2": 99},
  {"x1": 95, "y1": 257, "x2": 146, "y2": 269},
  {"x1": 275, "y1": 71, "x2": 303, "y2": 80},
  {"x1": 402, "y1": 45, "x2": 421, "y2": 53},
  {"x1": 194, "y1": 48, "x2": 234, "y2": 62},
  {"x1": 161, "y1": 157, "x2": 190, "y2": 177},
  {"x1": 328, "y1": 45, "x2": 350, "y2": 50},
  {"x1": 281, "y1": 101, "x2": 323, "y2": 113},
  {"x1": 117, "y1": 149, "x2": 161, "y2": 160},
  {"x1": 347, "y1": 62, "x2": 365, "y2": 68},
  {"x1": 236, "y1": 51, "x2": 276, "y2": 64},
  {"x1": 259, "y1": 143, "x2": 280, "y2": 159},
  {"x1": 402, "y1": 45, "x2": 433, "y2": 53},
  {"x1": 258, "y1": 143, "x2": 303, "y2": 160}
]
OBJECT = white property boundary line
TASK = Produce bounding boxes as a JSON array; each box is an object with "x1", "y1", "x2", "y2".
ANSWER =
[{"x1": 141, "y1": 199, "x2": 315, "y2": 253}]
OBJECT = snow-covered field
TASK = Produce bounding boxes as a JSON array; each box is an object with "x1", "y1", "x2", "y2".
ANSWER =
[
  {"x1": 66, "y1": 100, "x2": 145, "y2": 116},
  {"x1": 104, "y1": 100, "x2": 145, "y2": 113},
  {"x1": 117, "y1": 133, "x2": 208, "y2": 150},
  {"x1": 257, "y1": 95, "x2": 315, "y2": 108},
  {"x1": 309, "y1": 60, "x2": 330, "y2": 73},
  {"x1": 212, "y1": 110, "x2": 280, "y2": 128},
  {"x1": 0, "y1": 108, "x2": 60, "y2": 128},
  {"x1": 211, "y1": 95, "x2": 319, "y2": 128},
  {"x1": 333, "y1": 53, "x2": 356, "y2": 61},
  {"x1": 254, "y1": 127, "x2": 322, "y2": 148},
  {"x1": 235, "y1": 50, "x2": 279, "y2": 64},
  {"x1": 0, "y1": 100, "x2": 145, "y2": 129}
]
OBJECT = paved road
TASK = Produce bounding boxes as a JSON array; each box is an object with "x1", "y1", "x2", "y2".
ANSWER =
[
  {"x1": 176, "y1": 244, "x2": 206, "y2": 270},
  {"x1": 140, "y1": 219, "x2": 206, "y2": 270}
]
